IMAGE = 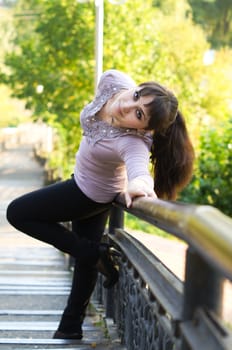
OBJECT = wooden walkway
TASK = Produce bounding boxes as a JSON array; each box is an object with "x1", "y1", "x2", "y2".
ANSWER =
[{"x1": 0, "y1": 145, "x2": 124, "y2": 350}]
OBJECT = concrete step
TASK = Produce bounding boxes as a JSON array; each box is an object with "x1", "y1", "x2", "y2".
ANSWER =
[{"x1": 0, "y1": 245, "x2": 108, "y2": 348}]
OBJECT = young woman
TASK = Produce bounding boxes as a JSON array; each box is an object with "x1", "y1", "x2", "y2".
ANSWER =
[{"x1": 6, "y1": 69, "x2": 194, "y2": 339}]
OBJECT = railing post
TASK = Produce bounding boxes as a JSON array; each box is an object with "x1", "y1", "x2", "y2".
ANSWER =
[
  {"x1": 105, "y1": 206, "x2": 124, "y2": 319},
  {"x1": 108, "y1": 206, "x2": 124, "y2": 234},
  {"x1": 181, "y1": 247, "x2": 224, "y2": 349}
]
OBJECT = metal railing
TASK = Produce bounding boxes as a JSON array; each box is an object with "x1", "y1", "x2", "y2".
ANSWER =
[{"x1": 93, "y1": 197, "x2": 232, "y2": 350}]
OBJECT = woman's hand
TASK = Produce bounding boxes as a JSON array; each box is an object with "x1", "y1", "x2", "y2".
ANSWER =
[{"x1": 123, "y1": 178, "x2": 157, "y2": 208}]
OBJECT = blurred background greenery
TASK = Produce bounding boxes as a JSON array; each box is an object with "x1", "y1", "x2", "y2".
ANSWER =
[{"x1": 0, "y1": 0, "x2": 231, "y2": 227}]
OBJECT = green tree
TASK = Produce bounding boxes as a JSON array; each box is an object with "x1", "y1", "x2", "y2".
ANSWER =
[
  {"x1": 181, "y1": 118, "x2": 232, "y2": 216},
  {"x1": 0, "y1": 5, "x2": 30, "y2": 127},
  {"x1": 2, "y1": 0, "x2": 96, "y2": 174},
  {"x1": 104, "y1": 0, "x2": 209, "y2": 141},
  {"x1": 199, "y1": 48, "x2": 232, "y2": 123},
  {"x1": 188, "y1": 0, "x2": 232, "y2": 48},
  {"x1": 152, "y1": 0, "x2": 191, "y2": 16}
]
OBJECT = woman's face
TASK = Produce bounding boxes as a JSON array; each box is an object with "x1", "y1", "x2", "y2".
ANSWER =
[{"x1": 108, "y1": 88, "x2": 153, "y2": 130}]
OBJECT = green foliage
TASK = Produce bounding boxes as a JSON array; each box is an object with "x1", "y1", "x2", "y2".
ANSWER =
[
  {"x1": 7, "y1": 0, "x2": 95, "y2": 115},
  {"x1": 199, "y1": 49, "x2": 232, "y2": 123},
  {"x1": 0, "y1": 85, "x2": 31, "y2": 127},
  {"x1": 125, "y1": 212, "x2": 170, "y2": 238},
  {"x1": 180, "y1": 118, "x2": 232, "y2": 216},
  {"x1": 104, "y1": 0, "x2": 208, "y2": 127},
  {"x1": 188, "y1": 0, "x2": 232, "y2": 48},
  {"x1": 1, "y1": 0, "x2": 96, "y2": 175},
  {"x1": 0, "y1": 6, "x2": 30, "y2": 127},
  {"x1": 153, "y1": 0, "x2": 191, "y2": 16}
]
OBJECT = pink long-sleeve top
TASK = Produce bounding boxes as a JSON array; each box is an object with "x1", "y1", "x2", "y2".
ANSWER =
[{"x1": 74, "y1": 69, "x2": 154, "y2": 203}]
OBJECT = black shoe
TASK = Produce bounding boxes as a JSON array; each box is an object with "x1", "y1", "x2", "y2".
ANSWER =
[
  {"x1": 53, "y1": 330, "x2": 83, "y2": 339},
  {"x1": 96, "y1": 243, "x2": 121, "y2": 289}
]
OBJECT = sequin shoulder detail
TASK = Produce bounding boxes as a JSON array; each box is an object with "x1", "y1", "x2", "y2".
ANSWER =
[{"x1": 80, "y1": 70, "x2": 151, "y2": 145}]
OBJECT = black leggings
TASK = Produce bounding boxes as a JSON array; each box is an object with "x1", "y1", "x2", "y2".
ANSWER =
[
  {"x1": 6, "y1": 177, "x2": 111, "y2": 332},
  {"x1": 6, "y1": 177, "x2": 111, "y2": 264}
]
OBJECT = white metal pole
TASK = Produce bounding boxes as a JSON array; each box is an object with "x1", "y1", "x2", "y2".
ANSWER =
[{"x1": 94, "y1": 0, "x2": 104, "y2": 93}]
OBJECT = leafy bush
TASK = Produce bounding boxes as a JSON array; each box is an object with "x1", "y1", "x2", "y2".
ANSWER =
[
  {"x1": 124, "y1": 212, "x2": 170, "y2": 238},
  {"x1": 180, "y1": 118, "x2": 232, "y2": 216}
]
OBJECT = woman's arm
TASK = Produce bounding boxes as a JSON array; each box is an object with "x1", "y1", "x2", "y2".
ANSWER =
[
  {"x1": 117, "y1": 135, "x2": 157, "y2": 207},
  {"x1": 123, "y1": 176, "x2": 157, "y2": 208}
]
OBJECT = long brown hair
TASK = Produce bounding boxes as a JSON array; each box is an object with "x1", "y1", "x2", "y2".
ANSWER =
[{"x1": 138, "y1": 82, "x2": 195, "y2": 200}]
